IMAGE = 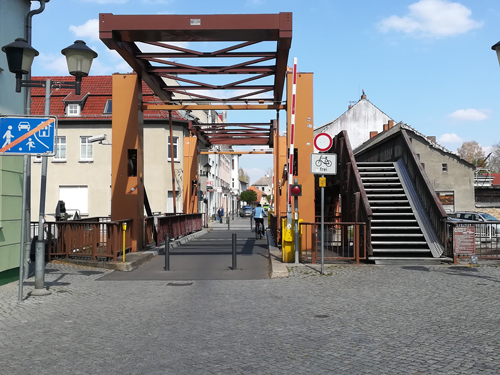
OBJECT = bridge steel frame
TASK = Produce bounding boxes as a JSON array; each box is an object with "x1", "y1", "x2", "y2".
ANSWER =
[{"x1": 100, "y1": 12, "x2": 306, "y2": 252}]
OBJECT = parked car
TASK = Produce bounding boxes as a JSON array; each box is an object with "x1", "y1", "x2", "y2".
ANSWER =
[
  {"x1": 448, "y1": 211, "x2": 499, "y2": 242},
  {"x1": 449, "y1": 211, "x2": 499, "y2": 222},
  {"x1": 239, "y1": 205, "x2": 253, "y2": 217}
]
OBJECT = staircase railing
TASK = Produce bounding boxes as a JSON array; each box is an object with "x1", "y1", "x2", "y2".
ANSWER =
[{"x1": 333, "y1": 131, "x2": 373, "y2": 253}]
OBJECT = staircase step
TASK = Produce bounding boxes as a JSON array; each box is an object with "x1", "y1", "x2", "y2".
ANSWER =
[
  {"x1": 372, "y1": 213, "x2": 415, "y2": 217},
  {"x1": 372, "y1": 249, "x2": 431, "y2": 253},
  {"x1": 372, "y1": 233, "x2": 425, "y2": 237},
  {"x1": 367, "y1": 194, "x2": 407, "y2": 198},
  {"x1": 372, "y1": 206, "x2": 412, "y2": 210},
  {"x1": 372, "y1": 219, "x2": 418, "y2": 223},
  {"x1": 365, "y1": 187, "x2": 404, "y2": 193},
  {"x1": 359, "y1": 172, "x2": 398, "y2": 176},
  {"x1": 371, "y1": 226, "x2": 421, "y2": 230},
  {"x1": 363, "y1": 183, "x2": 402, "y2": 186},
  {"x1": 357, "y1": 162, "x2": 394, "y2": 166},
  {"x1": 369, "y1": 200, "x2": 409, "y2": 204},
  {"x1": 361, "y1": 176, "x2": 399, "y2": 181},
  {"x1": 372, "y1": 241, "x2": 428, "y2": 245}
]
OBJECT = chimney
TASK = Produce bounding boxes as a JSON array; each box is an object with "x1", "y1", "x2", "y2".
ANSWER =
[
  {"x1": 361, "y1": 94, "x2": 366, "y2": 99},
  {"x1": 383, "y1": 124, "x2": 389, "y2": 131},
  {"x1": 388, "y1": 120, "x2": 394, "y2": 128},
  {"x1": 370, "y1": 131, "x2": 378, "y2": 139},
  {"x1": 427, "y1": 136, "x2": 436, "y2": 143},
  {"x1": 348, "y1": 105, "x2": 353, "y2": 110}
]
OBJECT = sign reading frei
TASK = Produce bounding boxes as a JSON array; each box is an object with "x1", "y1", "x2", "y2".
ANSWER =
[
  {"x1": 311, "y1": 153, "x2": 337, "y2": 175},
  {"x1": 0, "y1": 116, "x2": 57, "y2": 155}
]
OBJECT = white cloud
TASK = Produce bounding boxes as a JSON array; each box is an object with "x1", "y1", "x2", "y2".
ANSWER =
[
  {"x1": 448, "y1": 108, "x2": 490, "y2": 121},
  {"x1": 69, "y1": 19, "x2": 100, "y2": 41},
  {"x1": 438, "y1": 133, "x2": 463, "y2": 144},
  {"x1": 378, "y1": 0, "x2": 482, "y2": 38},
  {"x1": 37, "y1": 53, "x2": 71, "y2": 74}
]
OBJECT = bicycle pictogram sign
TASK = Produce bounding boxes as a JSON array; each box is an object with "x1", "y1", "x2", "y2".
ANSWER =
[{"x1": 311, "y1": 153, "x2": 337, "y2": 175}]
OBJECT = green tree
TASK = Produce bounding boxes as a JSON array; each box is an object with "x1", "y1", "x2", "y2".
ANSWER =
[{"x1": 240, "y1": 190, "x2": 257, "y2": 204}]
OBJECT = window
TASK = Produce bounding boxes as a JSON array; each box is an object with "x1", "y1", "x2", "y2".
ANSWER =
[
  {"x1": 59, "y1": 185, "x2": 88, "y2": 216},
  {"x1": 80, "y1": 136, "x2": 93, "y2": 161},
  {"x1": 54, "y1": 136, "x2": 66, "y2": 161},
  {"x1": 103, "y1": 99, "x2": 112, "y2": 114},
  {"x1": 66, "y1": 104, "x2": 81, "y2": 116},
  {"x1": 167, "y1": 136, "x2": 179, "y2": 161},
  {"x1": 442, "y1": 163, "x2": 448, "y2": 172}
]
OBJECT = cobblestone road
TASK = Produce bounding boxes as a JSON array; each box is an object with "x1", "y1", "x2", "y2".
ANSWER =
[{"x1": 1, "y1": 262, "x2": 500, "y2": 374}]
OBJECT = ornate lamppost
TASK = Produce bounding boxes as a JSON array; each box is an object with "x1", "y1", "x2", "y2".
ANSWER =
[{"x1": 2, "y1": 38, "x2": 97, "y2": 296}]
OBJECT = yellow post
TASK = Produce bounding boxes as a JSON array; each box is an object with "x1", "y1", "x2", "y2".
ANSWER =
[
  {"x1": 282, "y1": 218, "x2": 295, "y2": 262},
  {"x1": 122, "y1": 222, "x2": 127, "y2": 263}
]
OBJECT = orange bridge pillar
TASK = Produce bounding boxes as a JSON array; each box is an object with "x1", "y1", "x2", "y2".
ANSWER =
[{"x1": 111, "y1": 73, "x2": 144, "y2": 252}]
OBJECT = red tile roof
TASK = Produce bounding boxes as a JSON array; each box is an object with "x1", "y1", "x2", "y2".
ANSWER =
[
  {"x1": 247, "y1": 186, "x2": 267, "y2": 203},
  {"x1": 30, "y1": 75, "x2": 185, "y2": 121},
  {"x1": 492, "y1": 174, "x2": 500, "y2": 186}
]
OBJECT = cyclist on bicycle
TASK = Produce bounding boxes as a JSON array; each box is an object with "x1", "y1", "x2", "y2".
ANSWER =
[{"x1": 253, "y1": 204, "x2": 267, "y2": 236}]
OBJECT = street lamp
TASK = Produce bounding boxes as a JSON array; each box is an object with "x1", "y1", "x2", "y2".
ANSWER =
[
  {"x1": 2, "y1": 39, "x2": 97, "y2": 94},
  {"x1": 2, "y1": 38, "x2": 97, "y2": 297},
  {"x1": 201, "y1": 162, "x2": 212, "y2": 177},
  {"x1": 492, "y1": 41, "x2": 500, "y2": 66}
]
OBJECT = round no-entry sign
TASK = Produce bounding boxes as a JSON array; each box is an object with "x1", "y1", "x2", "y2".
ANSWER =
[{"x1": 314, "y1": 133, "x2": 333, "y2": 152}]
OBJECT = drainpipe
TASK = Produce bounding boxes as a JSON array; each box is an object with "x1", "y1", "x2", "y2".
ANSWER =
[
  {"x1": 25, "y1": 0, "x2": 49, "y2": 115},
  {"x1": 22, "y1": 1, "x2": 49, "y2": 280}
]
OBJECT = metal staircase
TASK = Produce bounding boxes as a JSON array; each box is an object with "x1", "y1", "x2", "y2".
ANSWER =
[{"x1": 357, "y1": 161, "x2": 442, "y2": 264}]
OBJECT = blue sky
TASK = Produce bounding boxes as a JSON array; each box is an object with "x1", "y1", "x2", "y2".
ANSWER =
[{"x1": 28, "y1": 0, "x2": 500, "y2": 184}]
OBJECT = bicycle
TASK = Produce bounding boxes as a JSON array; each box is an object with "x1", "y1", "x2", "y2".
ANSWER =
[
  {"x1": 255, "y1": 220, "x2": 265, "y2": 239},
  {"x1": 315, "y1": 155, "x2": 332, "y2": 167}
]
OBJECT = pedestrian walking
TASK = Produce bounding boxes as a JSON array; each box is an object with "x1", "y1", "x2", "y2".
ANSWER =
[{"x1": 218, "y1": 206, "x2": 224, "y2": 223}]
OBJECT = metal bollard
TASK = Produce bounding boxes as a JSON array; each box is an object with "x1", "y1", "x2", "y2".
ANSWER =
[
  {"x1": 164, "y1": 234, "x2": 170, "y2": 271},
  {"x1": 228, "y1": 216, "x2": 230, "y2": 230},
  {"x1": 232, "y1": 233, "x2": 237, "y2": 270},
  {"x1": 250, "y1": 216, "x2": 253, "y2": 231}
]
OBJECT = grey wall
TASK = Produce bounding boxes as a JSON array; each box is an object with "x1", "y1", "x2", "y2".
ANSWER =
[
  {"x1": 410, "y1": 135, "x2": 475, "y2": 212},
  {"x1": 315, "y1": 98, "x2": 393, "y2": 150},
  {"x1": 0, "y1": 0, "x2": 30, "y2": 115}
]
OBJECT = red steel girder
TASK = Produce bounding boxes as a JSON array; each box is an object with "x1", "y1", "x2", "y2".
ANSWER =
[
  {"x1": 99, "y1": 13, "x2": 290, "y2": 148},
  {"x1": 99, "y1": 12, "x2": 291, "y2": 104}
]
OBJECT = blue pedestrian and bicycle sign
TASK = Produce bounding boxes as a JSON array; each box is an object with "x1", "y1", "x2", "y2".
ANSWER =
[{"x1": 0, "y1": 116, "x2": 57, "y2": 155}]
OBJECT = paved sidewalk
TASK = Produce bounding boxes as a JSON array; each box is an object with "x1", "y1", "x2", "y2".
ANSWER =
[{"x1": 2, "y1": 260, "x2": 500, "y2": 374}]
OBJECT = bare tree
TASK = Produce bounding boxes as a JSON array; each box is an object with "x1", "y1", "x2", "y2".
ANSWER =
[
  {"x1": 489, "y1": 141, "x2": 500, "y2": 172},
  {"x1": 238, "y1": 167, "x2": 250, "y2": 183},
  {"x1": 457, "y1": 141, "x2": 485, "y2": 166}
]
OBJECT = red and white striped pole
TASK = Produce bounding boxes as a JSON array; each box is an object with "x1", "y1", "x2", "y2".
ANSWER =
[{"x1": 287, "y1": 57, "x2": 298, "y2": 214}]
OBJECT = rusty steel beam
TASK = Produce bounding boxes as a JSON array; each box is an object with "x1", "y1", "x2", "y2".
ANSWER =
[
  {"x1": 100, "y1": 12, "x2": 291, "y2": 148},
  {"x1": 100, "y1": 13, "x2": 291, "y2": 42},
  {"x1": 142, "y1": 104, "x2": 285, "y2": 110}
]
